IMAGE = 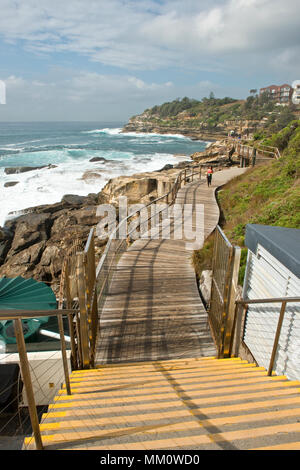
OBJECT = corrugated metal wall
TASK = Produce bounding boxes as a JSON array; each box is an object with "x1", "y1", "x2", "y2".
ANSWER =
[{"x1": 243, "y1": 244, "x2": 300, "y2": 381}]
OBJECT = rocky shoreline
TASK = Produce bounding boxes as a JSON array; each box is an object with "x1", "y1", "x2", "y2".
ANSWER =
[
  {"x1": 0, "y1": 137, "x2": 237, "y2": 295},
  {"x1": 121, "y1": 121, "x2": 227, "y2": 142},
  {"x1": 0, "y1": 160, "x2": 190, "y2": 294}
]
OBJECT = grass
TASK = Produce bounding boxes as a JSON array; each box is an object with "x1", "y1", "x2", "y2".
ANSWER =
[{"x1": 192, "y1": 233, "x2": 214, "y2": 278}]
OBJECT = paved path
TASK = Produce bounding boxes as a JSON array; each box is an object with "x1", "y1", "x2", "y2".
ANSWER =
[{"x1": 95, "y1": 167, "x2": 246, "y2": 364}]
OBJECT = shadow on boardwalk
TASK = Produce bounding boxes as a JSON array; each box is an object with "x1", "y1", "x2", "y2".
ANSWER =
[{"x1": 95, "y1": 167, "x2": 247, "y2": 365}]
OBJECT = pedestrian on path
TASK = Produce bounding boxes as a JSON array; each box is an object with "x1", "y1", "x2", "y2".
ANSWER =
[
  {"x1": 252, "y1": 147, "x2": 257, "y2": 167},
  {"x1": 206, "y1": 166, "x2": 213, "y2": 186}
]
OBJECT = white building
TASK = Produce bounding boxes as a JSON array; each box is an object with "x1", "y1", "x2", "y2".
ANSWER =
[{"x1": 292, "y1": 80, "x2": 300, "y2": 105}]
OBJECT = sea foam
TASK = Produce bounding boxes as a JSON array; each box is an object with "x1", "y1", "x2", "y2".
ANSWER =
[
  {"x1": 0, "y1": 123, "x2": 204, "y2": 227},
  {"x1": 0, "y1": 151, "x2": 186, "y2": 226}
]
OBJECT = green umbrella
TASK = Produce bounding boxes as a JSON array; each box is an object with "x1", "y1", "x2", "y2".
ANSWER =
[{"x1": 0, "y1": 277, "x2": 57, "y2": 344}]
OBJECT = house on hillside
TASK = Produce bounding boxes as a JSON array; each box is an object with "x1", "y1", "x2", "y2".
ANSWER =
[{"x1": 259, "y1": 84, "x2": 293, "y2": 105}]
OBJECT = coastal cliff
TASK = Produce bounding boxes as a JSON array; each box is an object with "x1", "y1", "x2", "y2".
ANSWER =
[
  {"x1": 122, "y1": 95, "x2": 298, "y2": 141},
  {"x1": 122, "y1": 113, "x2": 225, "y2": 141}
]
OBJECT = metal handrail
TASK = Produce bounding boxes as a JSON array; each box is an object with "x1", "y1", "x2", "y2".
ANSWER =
[
  {"x1": 232, "y1": 139, "x2": 281, "y2": 161},
  {"x1": 0, "y1": 308, "x2": 78, "y2": 320},
  {"x1": 95, "y1": 163, "x2": 204, "y2": 296},
  {"x1": 98, "y1": 165, "x2": 202, "y2": 243},
  {"x1": 236, "y1": 297, "x2": 300, "y2": 305},
  {"x1": 252, "y1": 144, "x2": 281, "y2": 159},
  {"x1": 234, "y1": 297, "x2": 300, "y2": 376}
]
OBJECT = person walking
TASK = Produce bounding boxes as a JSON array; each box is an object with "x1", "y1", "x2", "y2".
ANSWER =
[
  {"x1": 206, "y1": 166, "x2": 213, "y2": 187},
  {"x1": 252, "y1": 147, "x2": 257, "y2": 167}
]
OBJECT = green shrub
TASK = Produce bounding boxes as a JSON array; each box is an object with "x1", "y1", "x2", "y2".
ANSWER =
[{"x1": 238, "y1": 248, "x2": 248, "y2": 286}]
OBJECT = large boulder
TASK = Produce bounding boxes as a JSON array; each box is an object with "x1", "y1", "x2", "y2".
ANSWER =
[
  {"x1": 61, "y1": 194, "x2": 88, "y2": 206},
  {"x1": 39, "y1": 244, "x2": 63, "y2": 279},
  {"x1": 158, "y1": 164, "x2": 173, "y2": 172},
  {"x1": 4, "y1": 165, "x2": 55, "y2": 175},
  {"x1": 80, "y1": 171, "x2": 102, "y2": 181},
  {"x1": 7, "y1": 213, "x2": 52, "y2": 257},
  {"x1": 0, "y1": 227, "x2": 13, "y2": 265},
  {"x1": 89, "y1": 157, "x2": 107, "y2": 163},
  {"x1": 102, "y1": 175, "x2": 158, "y2": 204},
  {"x1": 40, "y1": 244, "x2": 60, "y2": 267},
  {"x1": 4, "y1": 181, "x2": 19, "y2": 188},
  {"x1": 0, "y1": 241, "x2": 46, "y2": 278},
  {"x1": 72, "y1": 206, "x2": 99, "y2": 226}
]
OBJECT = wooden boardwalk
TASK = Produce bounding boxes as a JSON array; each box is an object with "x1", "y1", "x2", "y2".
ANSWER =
[{"x1": 95, "y1": 167, "x2": 246, "y2": 365}]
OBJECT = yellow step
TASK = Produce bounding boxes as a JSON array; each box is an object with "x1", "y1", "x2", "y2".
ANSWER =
[
  {"x1": 70, "y1": 358, "x2": 251, "y2": 378},
  {"x1": 57, "y1": 379, "x2": 300, "y2": 399},
  {"x1": 46, "y1": 395, "x2": 300, "y2": 418},
  {"x1": 68, "y1": 366, "x2": 267, "y2": 385},
  {"x1": 23, "y1": 357, "x2": 300, "y2": 451},
  {"x1": 64, "y1": 374, "x2": 286, "y2": 392},
  {"x1": 25, "y1": 421, "x2": 300, "y2": 450},
  {"x1": 40, "y1": 406, "x2": 300, "y2": 433}
]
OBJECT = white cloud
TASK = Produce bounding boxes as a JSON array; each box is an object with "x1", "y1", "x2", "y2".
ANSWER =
[
  {"x1": 0, "y1": 0, "x2": 299, "y2": 121},
  {"x1": 127, "y1": 76, "x2": 173, "y2": 90},
  {"x1": 0, "y1": 0, "x2": 299, "y2": 73},
  {"x1": 0, "y1": 71, "x2": 178, "y2": 120},
  {"x1": 5, "y1": 75, "x2": 26, "y2": 87},
  {"x1": 0, "y1": 68, "x2": 228, "y2": 121}
]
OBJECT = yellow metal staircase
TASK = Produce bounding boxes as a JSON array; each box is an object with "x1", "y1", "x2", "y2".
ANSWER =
[{"x1": 24, "y1": 357, "x2": 300, "y2": 450}]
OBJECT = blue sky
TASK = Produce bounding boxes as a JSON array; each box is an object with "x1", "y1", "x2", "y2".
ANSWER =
[{"x1": 0, "y1": 0, "x2": 299, "y2": 121}]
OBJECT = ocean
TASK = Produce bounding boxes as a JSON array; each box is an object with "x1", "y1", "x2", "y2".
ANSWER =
[{"x1": 0, "y1": 121, "x2": 208, "y2": 226}]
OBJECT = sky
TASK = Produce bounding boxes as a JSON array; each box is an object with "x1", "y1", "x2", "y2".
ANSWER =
[{"x1": 0, "y1": 0, "x2": 299, "y2": 122}]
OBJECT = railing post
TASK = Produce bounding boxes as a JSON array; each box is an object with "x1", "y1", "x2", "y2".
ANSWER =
[
  {"x1": 230, "y1": 302, "x2": 248, "y2": 358},
  {"x1": 219, "y1": 245, "x2": 234, "y2": 358},
  {"x1": 64, "y1": 261, "x2": 78, "y2": 370},
  {"x1": 223, "y1": 246, "x2": 241, "y2": 358},
  {"x1": 268, "y1": 301, "x2": 287, "y2": 376},
  {"x1": 85, "y1": 230, "x2": 98, "y2": 367},
  {"x1": 14, "y1": 318, "x2": 44, "y2": 450},
  {"x1": 77, "y1": 252, "x2": 90, "y2": 368},
  {"x1": 57, "y1": 314, "x2": 71, "y2": 395},
  {"x1": 75, "y1": 312, "x2": 83, "y2": 368}
]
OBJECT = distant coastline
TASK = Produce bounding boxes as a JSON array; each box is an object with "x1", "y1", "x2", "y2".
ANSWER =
[{"x1": 121, "y1": 122, "x2": 223, "y2": 142}]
